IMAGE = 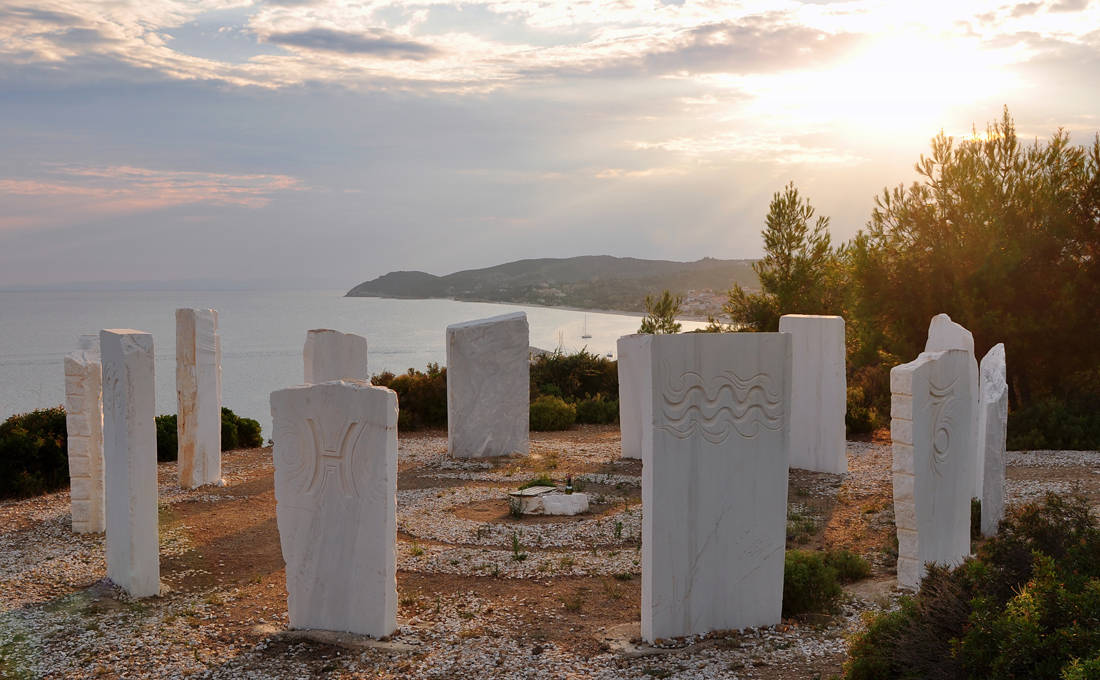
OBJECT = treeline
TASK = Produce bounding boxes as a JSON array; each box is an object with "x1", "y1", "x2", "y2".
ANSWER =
[{"x1": 695, "y1": 108, "x2": 1099, "y2": 449}]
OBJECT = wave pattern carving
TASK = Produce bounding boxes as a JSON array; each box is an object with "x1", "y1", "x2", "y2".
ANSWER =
[{"x1": 656, "y1": 368, "x2": 783, "y2": 443}]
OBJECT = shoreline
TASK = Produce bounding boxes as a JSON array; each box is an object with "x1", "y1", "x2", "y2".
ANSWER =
[{"x1": 344, "y1": 293, "x2": 713, "y2": 323}]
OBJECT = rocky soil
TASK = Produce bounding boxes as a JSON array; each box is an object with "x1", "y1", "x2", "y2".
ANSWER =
[{"x1": 1, "y1": 426, "x2": 1096, "y2": 679}]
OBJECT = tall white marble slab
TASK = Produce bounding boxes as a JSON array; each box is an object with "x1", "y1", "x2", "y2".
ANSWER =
[
  {"x1": 100, "y1": 329, "x2": 160, "y2": 598},
  {"x1": 303, "y1": 329, "x2": 368, "y2": 384},
  {"x1": 891, "y1": 348, "x2": 974, "y2": 590},
  {"x1": 446, "y1": 312, "x2": 530, "y2": 458},
  {"x1": 978, "y1": 344, "x2": 1007, "y2": 537},
  {"x1": 642, "y1": 333, "x2": 791, "y2": 641},
  {"x1": 924, "y1": 313, "x2": 981, "y2": 499},
  {"x1": 64, "y1": 334, "x2": 104, "y2": 533},
  {"x1": 616, "y1": 334, "x2": 653, "y2": 460},
  {"x1": 176, "y1": 308, "x2": 222, "y2": 488},
  {"x1": 270, "y1": 380, "x2": 398, "y2": 637},
  {"x1": 778, "y1": 314, "x2": 847, "y2": 474}
]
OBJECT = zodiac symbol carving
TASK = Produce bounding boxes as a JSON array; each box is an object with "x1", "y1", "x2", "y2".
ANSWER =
[
  {"x1": 302, "y1": 418, "x2": 364, "y2": 498},
  {"x1": 927, "y1": 378, "x2": 957, "y2": 477},
  {"x1": 655, "y1": 367, "x2": 783, "y2": 443}
]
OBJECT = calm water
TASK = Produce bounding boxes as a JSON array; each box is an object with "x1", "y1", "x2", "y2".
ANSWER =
[{"x1": 0, "y1": 290, "x2": 702, "y2": 436}]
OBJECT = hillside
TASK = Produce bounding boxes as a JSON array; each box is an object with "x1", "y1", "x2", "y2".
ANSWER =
[{"x1": 345, "y1": 256, "x2": 759, "y2": 314}]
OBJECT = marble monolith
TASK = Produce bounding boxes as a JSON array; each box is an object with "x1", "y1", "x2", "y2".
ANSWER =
[
  {"x1": 446, "y1": 312, "x2": 529, "y2": 458},
  {"x1": 176, "y1": 308, "x2": 222, "y2": 488},
  {"x1": 779, "y1": 314, "x2": 847, "y2": 473},
  {"x1": 924, "y1": 314, "x2": 980, "y2": 499},
  {"x1": 891, "y1": 348, "x2": 974, "y2": 590},
  {"x1": 64, "y1": 334, "x2": 104, "y2": 533},
  {"x1": 642, "y1": 333, "x2": 791, "y2": 641},
  {"x1": 978, "y1": 344, "x2": 1007, "y2": 537},
  {"x1": 100, "y1": 329, "x2": 160, "y2": 598},
  {"x1": 270, "y1": 380, "x2": 398, "y2": 637},
  {"x1": 303, "y1": 329, "x2": 368, "y2": 384},
  {"x1": 616, "y1": 334, "x2": 653, "y2": 460}
]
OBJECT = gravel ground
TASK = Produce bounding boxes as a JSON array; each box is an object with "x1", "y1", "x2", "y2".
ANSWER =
[{"x1": 1, "y1": 432, "x2": 1094, "y2": 679}]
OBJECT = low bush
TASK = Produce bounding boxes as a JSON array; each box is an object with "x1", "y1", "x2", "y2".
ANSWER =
[
  {"x1": 1007, "y1": 396, "x2": 1100, "y2": 450},
  {"x1": 0, "y1": 407, "x2": 68, "y2": 498},
  {"x1": 825, "y1": 549, "x2": 871, "y2": 583},
  {"x1": 154, "y1": 408, "x2": 261, "y2": 462},
  {"x1": 529, "y1": 350, "x2": 617, "y2": 402},
  {"x1": 530, "y1": 395, "x2": 576, "y2": 431},
  {"x1": 371, "y1": 363, "x2": 447, "y2": 430},
  {"x1": 846, "y1": 364, "x2": 890, "y2": 435},
  {"x1": 783, "y1": 550, "x2": 842, "y2": 618},
  {"x1": 155, "y1": 414, "x2": 177, "y2": 462},
  {"x1": 575, "y1": 395, "x2": 619, "y2": 425},
  {"x1": 222, "y1": 407, "x2": 263, "y2": 449},
  {"x1": 844, "y1": 493, "x2": 1100, "y2": 680}
]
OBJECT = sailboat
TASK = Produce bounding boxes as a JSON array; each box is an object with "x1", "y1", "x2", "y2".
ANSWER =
[{"x1": 581, "y1": 314, "x2": 592, "y2": 339}]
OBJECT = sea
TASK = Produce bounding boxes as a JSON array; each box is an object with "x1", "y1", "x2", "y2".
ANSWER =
[{"x1": 0, "y1": 290, "x2": 704, "y2": 436}]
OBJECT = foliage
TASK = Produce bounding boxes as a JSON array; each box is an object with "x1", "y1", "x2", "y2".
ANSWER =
[
  {"x1": 155, "y1": 407, "x2": 262, "y2": 461},
  {"x1": 717, "y1": 182, "x2": 847, "y2": 332},
  {"x1": 529, "y1": 350, "x2": 617, "y2": 403},
  {"x1": 783, "y1": 550, "x2": 843, "y2": 618},
  {"x1": 825, "y1": 549, "x2": 872, "y2": 583},
  {"x1": 843, "y1": 494, "x2": 1100, "y2": 680},
  {"x1": 639, "y1": 290, "x2": 683, "y2": 334},
  {"x1": 518, "y1": 474, "x2": 556, "y2": 490},
  {"x1": 372, "y1": 363, "x2": 448, "y2": 430},
  {"x1": 155, "y1": 414, "x2": 177, "y2": 462},
  {"x1": 1007, "y1": 395, "x2": 1100, "y2": 450},
  {"x1": 848, "y1": 108, "x2": 1100, "y2": 416},
  {"x1": 575, "y1": 394, "x2": 619, "y2": 425},
  {"x1": 0, "y1": 407, "x2": 68, "y2": 499},
  {"x1": 530, "y1": 395, "x2": 576, "y2": 431},
  {"x1": 223, "y1": 407, "x2": 263, "y2": 449}
]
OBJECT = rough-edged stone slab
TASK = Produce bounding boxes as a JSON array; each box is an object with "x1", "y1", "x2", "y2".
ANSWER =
[
  {"x1": 270, "y1": 380, "x2": 398, "y2": 637},
  {"x1": 64, "y1": 334, "x2": 104, "y2": 533},
  {"x1": 924, "y1": 314, "x2": 980, "y2": 499},
  {"x1": 176, "y1": 308, "x2": 222, "y2": 488},
  {"x1": 978, "y1": 344, "x2": 1007, "y2": 537},
  {"x1": 617, "y1": 334, "x2": 653, "y2": 460},
  {"x1": 778, "y1": 314, "x2": 847, "y2": 473},
  {"x1": 100, "y1": 329, "x2": 160, "y2": 598},
  {"x1": 891, "y1": 348, "x2": 974, "y2": 590},
  {"x1": 304, "y1": 329, "x2": 368, "y2": 384},
  {"x1": 642, "y1": 333, "x2": 791, "y2": 641},
  {"x1": 446, "y1": 312, "x2": 529, "y2": 458}
]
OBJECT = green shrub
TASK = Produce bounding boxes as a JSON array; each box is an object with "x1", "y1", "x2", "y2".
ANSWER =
[
  {"x1": 519, "y1": 474, "x2": 555, "y2": 490},
  {"x1": 530, "y1": 395, "x2": 576, "y2": 431},
  {"x1": 372, "y1": 363, "x2": 447, "y2": 430},
  {"x1": 825, "y1": 549, "x2": 871, "y2": 583},
  {"x1": 575, "y1": 395, "x2": 619, "y2": 425},
  {"x1": 156, "y1": 407, "x2": 262, "y2": 461},
  {"x1": 155, "y1": 414, "x2": 177, "y2": 462},
  {"x1": 1007, "y1": 396, "x2": 1100, "y2": 450},
  {"x1": 783, "y1": 550, "x2": 842, "y2": 618},
  {"x1": 529, "y1": 350, "x2": 617, "y2": 402},
  {"x1": 0, "y1": 407, "x2": 68, "y2": 498},
  {"x1": 843, "y1": 494, "x2": 1100, "y2": 680},
  {"x1": 846, "y1": 364, "x2": 890, "y2": 435},
  {"x1": 222, "y1": 407, "x2": 263, "y2": 449},
  {"x1": 845, "y1": 386, "x2": 877, "y2": 435}
]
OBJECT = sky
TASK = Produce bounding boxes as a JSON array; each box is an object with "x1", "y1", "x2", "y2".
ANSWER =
[{"x1": 0, "y1": 0, "x2": 1097, "y2": 289}]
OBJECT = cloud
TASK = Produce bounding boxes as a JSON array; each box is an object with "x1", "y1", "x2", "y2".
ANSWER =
[
  {"x1": 1050, "y1": 0, "x2": 1090, "y2": 11},
  {"x1": 0, "y1": 165, "x2": 301, "y2": 231},
  {"x1": 640, "y1": 16, "x2": 864, "y2": 76},
  {"x1": 263, "y1": 27, "x2": 442, "y2": 59}
]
